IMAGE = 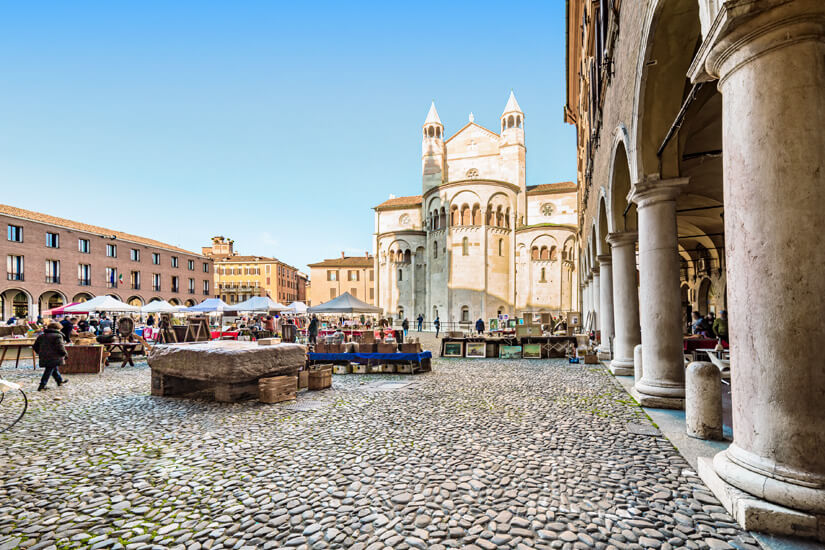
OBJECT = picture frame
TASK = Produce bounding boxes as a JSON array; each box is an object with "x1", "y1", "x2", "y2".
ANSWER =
[
  {"x1": 489, "y1": 318, "x2": 499, "y2": 331},
  {"x1": 499, "y1": 345, "x2": 522, "y2": 359},
  {"x1": 443, "y1": 342, "x2": 464, "y2": 357},
  {"x1": 465, "y1": 342, "x2": 486, "y2": 358},
  {"x1": 523, "y1": 343, "x2": 541, "y2": 359}
]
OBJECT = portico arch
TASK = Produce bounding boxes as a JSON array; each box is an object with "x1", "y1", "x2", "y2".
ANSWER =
[{"x1": 1, "y1": 288, "x2": 33, "y2": 320}]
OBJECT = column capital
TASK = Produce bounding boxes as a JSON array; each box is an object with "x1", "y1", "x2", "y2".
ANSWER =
[
  {"x1": 596, "y1": 253, "x2": 612, "y2": 265},
  {"x1": 592, "y1": 265, "x2": 600, "y2": 276},
  {"x1": 607, "y1": 231, "x2": 638, "y2": 247},
  {"x1": 689, "y1": 0, "x2": 825, "y2": 84},
  {"x1": 628, "y1": 176, "x2": 689, "y2": 209}
]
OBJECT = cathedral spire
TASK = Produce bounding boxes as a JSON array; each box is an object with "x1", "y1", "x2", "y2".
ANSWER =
[
  {"x1": 502, "y1": 91, "x2": 522, "y2": 115},
  {"x1": 424, "y1": 101, "x2": 442, "y2": 124}
]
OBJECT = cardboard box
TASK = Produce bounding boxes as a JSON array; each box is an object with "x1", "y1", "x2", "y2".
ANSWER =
[
  {"x1": 584, "y1": 354, "x2": 599, "y2": 364},
  {"x1": 333, "y1": 364, "x2": 350, "y2": 374},
  {"x1": 399, "y1": 343, "x2": 421, "y2": 353},
  {"x1": 352, "y1": 364, "x2": 367, "y2": 374},
  {"x1": 377, "y1": 343, "x2": 397, "y2": 354},
  {"x1": 257, "y1": 338, "x2": 282, "y2": 346}
]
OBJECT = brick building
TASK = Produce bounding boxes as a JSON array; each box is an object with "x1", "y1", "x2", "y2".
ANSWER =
[
  {"x1": 0, "y1": 204, "x2": 213, "y2": 320},
  {"x1": 307, "y1": 253, "x2": 375, "y2": 307}
]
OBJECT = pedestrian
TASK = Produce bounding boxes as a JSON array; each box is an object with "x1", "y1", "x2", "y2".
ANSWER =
[
  {"x1": 6, "y1": 316, "x2": 17, "y2": 325},
  {"x1": 59, "y1": 316, "x2": 75, "y2": 343},
  {"x1": 77, "y1": 316, "x2": 90, "y2": 333},
  {"x1": 402, "y1": 318, "x2": 409, "y2": 338},
  {"x1": 417, "y1": 314, "x2": 423, "y2": 332},
  {"x1": 99, "y1": 314, "x2": 112, "y2": 332},
  {"x1": 146, "y1": 314, "x2": 155, "y2": 328},
  {"x1": 434, "y1": 316, "x2": 441, "y2": 338},
  {"x1": 308, "y1": 315, "x2": 319, "y2": 345},
  {"x1": 96, "y1": 327, "x2": 116, "y2": 344},
  {"x1": 475, "y1": 317, "x2": 485, "y2": 336},
  {"x1": 264, "y1": 315, "x2": 275, "y2": 333},
  {"x1": 33, "y1": 322, "x2": 68, "y2": 391},
  {"x1": 713, "y1": 310, "x2": 729, "y2": 343}
]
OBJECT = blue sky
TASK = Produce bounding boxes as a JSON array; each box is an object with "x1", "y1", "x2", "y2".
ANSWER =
[{"x1": 0, "y1": 1, "x2": 575, "y2": 272}]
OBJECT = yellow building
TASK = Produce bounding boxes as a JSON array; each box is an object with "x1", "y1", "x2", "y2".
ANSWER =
[
  {"x1": 202, "y1": 236, "x2": 301, "y2": 305},
  {"x1": 307, "y1": 253, "x2": 375, "y2": 307}
]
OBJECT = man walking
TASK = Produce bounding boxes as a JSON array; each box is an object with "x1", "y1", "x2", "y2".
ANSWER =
[
  {"x1": 434, "y1": 316, "x2": 441, "y2": 338},
  {"x1": 33, "y1": 322, "x2": 68, "y2": 391},
  {"x1": 416, "y1": 314, "x2": 423, "y2": 332}
]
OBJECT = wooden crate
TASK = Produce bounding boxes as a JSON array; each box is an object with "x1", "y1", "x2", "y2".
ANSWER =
[
  {"x1": 383, "y1": 364, "x2": 397, "y2": 373},
  {"x1": 333, "y1": 364, "x2": 350, "y2": 374},
  {"x1": 315, "y1": 342, "x2": 327, "y2": 353},
  {"x1": 359, "y1": 343, "x2": 376, "y2": 353},
  {"x1": 308, "y1": 369, "x2": 332, "y2": 390},
  {"x1": 352, "y1": 364, "x2": 367, "y2": 374},
  {"x1": 584, "y1": 354, "x2": 599, "y2": 364},
  {"x1": 377, "y1": 343, "x2": 397, "y2": 354},
  {"x1": 368, "y1": 364, "x2": 383, "y2": 374},
  {"x1": 298, "y1": 370, "x2": 309, "y2": 389},
  {"x1": 399, "y1": 343, "x2": 421, "y2": 353},
  {"x1": 62, "y1": 345, "x2": 105, "y2": 374},
  {"x1": 259, "y1": 375, "x2": 297, "y2": 403}
]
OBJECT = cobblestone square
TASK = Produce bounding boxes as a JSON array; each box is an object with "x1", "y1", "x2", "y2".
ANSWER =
[{"x1": 0, "y1": 351, "x2": 759, "y2": 550}]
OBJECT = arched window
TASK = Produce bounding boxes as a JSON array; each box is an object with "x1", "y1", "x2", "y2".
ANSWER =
[
  {"x1": 502, "y1": 120, "x2": 506, "y2": 131},
  {"x1": 540, "y1": 246, "x2": 549, "y2": 260},
  {"x1": 508, "y1": 115, "x2": 514, "y2": 127},
  {"x1": 398, "y1": 269, "x2": 403, "y2": 281},
  {"x1": 516, "y1": 115, "x2": 522, "y2": 128},
  {"x1": 531, "y1": 247, "x2": 539, "y2": 260},
  {"x1": 472, "y1": 204, "x2": 481, "y2": 225},
  {"x1": 433, "y1": 242, "x2": 438, "y2": 258},
  {"x1": 398, "y1": 307, "x2": 404, "y2": 319},
  {"x1": 461, "y1": 306, "x2": 470, "y2": 323},
  {"x1": 498, "y1": 239, "x2": 503, "y2": 256},
  {"x1": 496, "y1": 206, "x2": 503, "y2": 227},
  {"x1": 550, "y1": 246, "x2": 558, "y2": 261},
  {"x1": 462, "y1": 237, "x2": 469, "y2": 256},
  {"x1": 486, "y1": 208, "x2": 494, "y2": 226},
  {"x1": 404, "y1": 250, "x2": 411, "y2": 263},
  {"x1": 427, "y1": 126, "x2": 434, "y2": 137},
  {"x1": 436, "y1": 127, "x2": 441, "y2": 138},
  {"x1": 461, "y1": 205, "x2": 471, "y2": 226},
  {"x1": 389, "y1": 250, "x2": 396, "y2": 263},
  {"x1": 439, "y1": 208, "x2": 446, "y2": 228},
  {"x1": 540, "y1": 267, "x2": 546, "y2": 282},
  {"x1": 505, "y1": 208, "x2": 511, "y2": 228},
  {"x1": 451, "y1": 206, "x2": 460, "y2": 226}
]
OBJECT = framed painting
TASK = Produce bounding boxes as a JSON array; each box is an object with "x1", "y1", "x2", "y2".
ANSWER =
[
  {"x1": 443, "y1": 342, "x2": 464, "y2": 357},
  {"x1": 523, "y1": 343, "x2": 541, "y2": 359},
  {"x1": 499, "y1": 345, "x2": 522, "y2": 359},
  {"x1": 465, "y1": 342, "x2": 486, "y2": 358}
]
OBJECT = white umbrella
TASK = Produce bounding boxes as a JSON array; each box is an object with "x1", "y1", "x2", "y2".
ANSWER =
[
  {"x1": 64, "y1": 295, "x2": 139, "y2": 313},
  {"x1": 184, "y1": 298, "x2": 231, "y2": 313},
  {"x1": 140, "y1": 300, "x2": 178, "y2": 314},
  {"x1": 307, "y1": 292, "x2": 382, "y2": 314},
  {"x1": 285, "y1": 301, "x2": 308, "y2": 315},
  {"x1": 229, "y1": 296, "x2": 288, "y2": 312}
]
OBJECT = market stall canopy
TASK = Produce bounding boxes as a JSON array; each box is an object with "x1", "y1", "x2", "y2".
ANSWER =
[
  {"x1": 229, "y1": 296, "x2": 288, "y2": 312},
  {"x1": 42, "y1": 302, "x2": 84, "y2": 316},
  {"x1": 307, "y1": 292, "x2": 382, "y2": 314},
  {"x1": 184, "y1": 298, "x2": 231, "y2": 313},
  {"x1": 64, "y1": 296, "x2": 140, "y2": 313},
  {"x1": 140, "y1": 300, "x2": 178, "y2": 314},
  {"x1": 285, "y1": 301, "x2": 308, "y2": 314}
]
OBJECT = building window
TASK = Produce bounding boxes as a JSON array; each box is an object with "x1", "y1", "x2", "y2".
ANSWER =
[
  {"x1": 45, "y1": 260, "x2": 60, "y2": 283},
  {"x1": 398, "y1": 269, "x2": 403, "y2": 281},
  {"x1": 398, "y1": 307, "x2": 404, "y2": 319},
  {"x1": 152, "y1": 253, "x2": 160, "y2": 265},
  {"x1": 78, "y1": 238, "x2": 90, "y2": 253},
  {"x1": 349, "y1": 270, "x2": 359, "y2": 281},
  {"x1": 203, "y1": 262, "x2": 209, "y2": 273},
  {"x1": 369, "y1": 288, "x2": 374, "y2": 300},
  {"x1": 106, "y1": 267, "x2": 118, "y2": 288},
  {"x1": 461, "y1": 306, "x2": 470, "y2": 323},
  {"x1": 171, "y1": 276, "x2": 179, "y2": 293},
  {"x1": 46, "y1": 232, "x2": 59, "y2": 248},
  {"x1": 328, "y1": 270, "x2": 338, "y2": 281},
  {"x1": 330, "y1": 288, "x2": 336, "y2": 299},
  {"x1": 171, "y1": 256, "x2": 179, "y2": 268},
  {"x1": 462, "y1": 237, "x2": 469, "y2": 256},
  {"x1": 188, "y1": 278, "x2": 195, "y2": 293},
  {"x1": 369, "y1": 269, "x2": 374, "y2": 282},
  {"x1": 131, "y1": 271, "x2": 140, "y2": 290},
  {"x1": 7, "y1": 225, "x2": 23, "y2": 242},
  {"x1": 540, "y1": 267, "x2": 546, "y2": 283},
  {"x1": 433, "y1": 242, "x2": 438, "y2": 259},
  {"x1": 188, "y1": 259, "x2": 195, "y2": 271},
  {"x1": 498, "y1": 239, "x2": 503, "y2": 256},
  {"x1": 78, "y1": 264, "x2": 91, "y2": 286},
  {"x1": 106, "y1": 244, "x2": 117, "y2": 258},
  {"x1": 152, "y1": 273, "x2": 161, "y2": 292},
  {"x1": 203, "y1": 280, "x2": 209, "y2": 295},
  {"x1": 130, "y1": 248, "x2": 140, "y2": 262}
]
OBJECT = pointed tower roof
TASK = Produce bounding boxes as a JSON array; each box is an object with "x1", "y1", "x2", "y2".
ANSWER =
[
  {"x1": 424, "y1": 102, "x2": 442, "y2": 125},
  {"x1": 502, "y1": 91, "x2": 522, "y2": 115}
]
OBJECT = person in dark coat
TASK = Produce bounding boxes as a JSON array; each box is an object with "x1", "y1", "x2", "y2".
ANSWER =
[
  {"x1": 308, "y1": 315, "x2": 319, "y2": 345},
  {"x1": 146, "y1": 315, "x2": 155, "y2": 328},
  {"x1": 475, "y1": 318, "x2": 485, "y2": 336},
  {"x1": 402, "y1": 318, "x2": 409, "y2": 337},
  {"x1": 33, "y1": 322, "x2": 68, "y2": 391},
  {"x1": 434, "y1": 316, "x2": 441, "y2": 338},
  {"x1": 59, "y1": 317, "x2": 75, "y2": 343}
]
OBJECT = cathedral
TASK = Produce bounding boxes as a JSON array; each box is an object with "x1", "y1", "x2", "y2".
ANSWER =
[{"x1": 373, "y1": 93, "x2": 578, "y2": 325}]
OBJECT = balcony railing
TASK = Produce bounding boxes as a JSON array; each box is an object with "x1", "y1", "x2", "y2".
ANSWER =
[
  {"x1": 171, "y1": 286, "x2": 179, "y2": 293},
  {"x1": 45, "y1": 276, "x2": 60, "y2": 284},
  {"x1": 7, "y1": 273, "x2": 24, "y2": 281},
  {"x1": 78, "y1": 278, "x2": 91, "y2": 286},
  {"x1": 132, "y1": 283, "x2": 140, "y2": 290},
  {"x1": 152, "y1": 285, "x2": 161, "y2": 291},
  {"x1": 107, "y1": 281, "x2": 118, "y2": 289}
]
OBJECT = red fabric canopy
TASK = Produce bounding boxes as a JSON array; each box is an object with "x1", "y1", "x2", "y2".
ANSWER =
[{"x1": 42, "y1": 302, "x2": 88, "y2": 316}]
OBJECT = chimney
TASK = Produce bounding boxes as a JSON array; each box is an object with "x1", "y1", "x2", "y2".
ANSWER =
[
  {"x1": 341, "y1": 251, "x2": 345, "y2": 258},
  {"x1": 365, "y1": 251, "x2": 369, "y2": 258}
]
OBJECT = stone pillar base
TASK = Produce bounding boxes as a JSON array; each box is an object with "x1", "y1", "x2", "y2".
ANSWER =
[
  {"x1": 609, "y1": 358, "x2": 634, "y2": 376},
  {"x1": 697, "y1": 457, "x2": 825, "y2": 542},
  {"x1": 597, "y1": 346, "x2": 611, "y2": 361},
  {"x1": 630, "y1": 386, "x2": 685, "y2": 410}
]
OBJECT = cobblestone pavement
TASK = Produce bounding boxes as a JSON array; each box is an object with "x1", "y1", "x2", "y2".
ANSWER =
[{"x1": 0, "y1": 350, "x2": 761, "y2": 550}]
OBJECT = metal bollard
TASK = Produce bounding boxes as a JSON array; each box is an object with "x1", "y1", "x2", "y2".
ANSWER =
[
  {"x1": 686, "y1": 361, "x2": 723, "y2": 440},
  {"x1": 633, "y1": 344, "x2": 644, "y2": 383}
]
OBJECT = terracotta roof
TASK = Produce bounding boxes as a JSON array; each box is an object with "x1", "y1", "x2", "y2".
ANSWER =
[
  {"x1": 307, "y1": 256, "x2": 375, "y2": 268},
  {"x1": 374, "y1": 195, "x2": 423, "y2": 210},
  {"x1": 216, "y1": 255, "x2": 275, "y2": 263},
  {"x1": 526, "y1": 181, "x2": 577, "y2": 195},
  {"x1": 0, "y1": 203, "x2": 205, "y2": 257}
]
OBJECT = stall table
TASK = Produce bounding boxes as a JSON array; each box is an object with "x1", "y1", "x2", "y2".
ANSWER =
[
  {"x1": 307, "y1": 351, "x2": 432, "y2": 374},
  {"x1": 0, "y1": 338, "x2": 37, "y2": 368},
  {"x1": 103, "y1": 342, "x2": 140, "y2": 367},
  {"x1": 63, "y1": 345, "x2": 106, "y2": 374}
]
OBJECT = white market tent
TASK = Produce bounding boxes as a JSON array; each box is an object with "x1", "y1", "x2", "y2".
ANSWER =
[
  {"x1": 184, "y1": 298, "x2": 231, "y2": 313},
  {"x1": 229, "y1": 296, "x2": 288, "y2": 313},
  {"x1": 285, "y1": 301, "x2": 308, "y2": 315},
  {"x1": 140, "y1": 300, "x2": 179, "y2": 314},
  {"x1": 64, "y1": 295, "x2": 140, "y2": 313},
  {"x1": 307, "y1": 292, "x2": 382, "y2": 314}
]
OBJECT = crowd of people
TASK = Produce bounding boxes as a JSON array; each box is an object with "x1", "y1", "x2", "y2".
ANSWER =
[{"x1": 690, "y1": 310, "x2": 729, "y2": 342}]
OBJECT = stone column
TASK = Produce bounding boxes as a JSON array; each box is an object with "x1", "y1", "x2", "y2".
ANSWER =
[
  {"x1": 583, "y1": 274, "x2": 592, "y2": 320},
  {"x1": 606, "y1": 232, "x2": 640, "y2": 375},
  {"x1": 629, "y1": 177, "x2": 687, "y2": 409},
  {"x1": 691, "y1": 0, "x2": 825, "y2": 518},
  {"x1": 596, "y1": 254, "x2": 614, "y2": 355},
  {"x1": 591, "y1": 265, "x2": 600, "y2": 334}
]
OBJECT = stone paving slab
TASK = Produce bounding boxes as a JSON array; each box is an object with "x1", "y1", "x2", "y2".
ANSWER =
[{"x1": 0, "y1": 357, "x2": 761, "y2": 549}]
